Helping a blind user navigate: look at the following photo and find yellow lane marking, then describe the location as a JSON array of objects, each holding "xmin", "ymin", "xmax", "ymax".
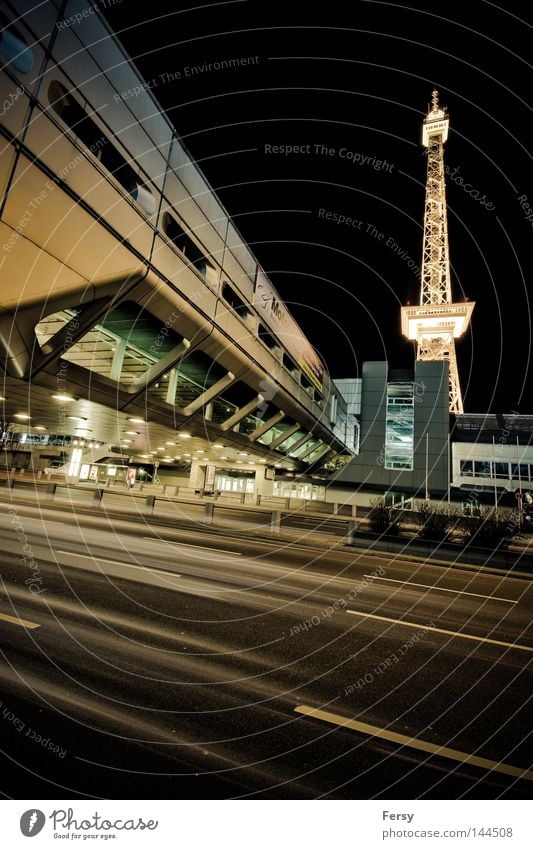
[
  {"xmin": 346, "ymin": 609, "xmax": 533, "ymax": 653},
  {"xmin": 294, "ymin": 706, "xmax": 533, "ymax": 782},
  {"xmin": 362, "ymin": 574, "xmax": 517, "ymax": 604},
  {"xmin": 56, "ymin": 551, "xmax": 181, "ymax": 579},
  {"xmin": 0, "ymin": 612, "xmax": 40, "ymax": 630}
]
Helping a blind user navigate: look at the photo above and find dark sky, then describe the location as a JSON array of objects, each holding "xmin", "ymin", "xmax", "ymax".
[{"xmin": 102, "ymin": 0, "xmax": 533, "ymax": 414}]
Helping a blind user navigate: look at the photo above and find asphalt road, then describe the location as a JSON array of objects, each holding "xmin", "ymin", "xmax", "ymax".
[{"xmin": 0, "ymin": 498, "xmax": 532, "ymax": 799}]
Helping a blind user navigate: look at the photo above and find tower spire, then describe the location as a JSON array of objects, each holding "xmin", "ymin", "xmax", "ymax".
[{"xmin": 401, "ymin": 92, "xmax": 475, "ymax": 414}]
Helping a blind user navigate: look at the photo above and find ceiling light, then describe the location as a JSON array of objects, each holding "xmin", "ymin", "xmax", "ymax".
[
  {"xmin": 52, "ymin": 393, "xmax": 74, "ymax": 402},
  {"xmin": 220, "ymin": 455, "xmax": 228, "ymax": 460},
  {"xmin": 14, "ymin": 413, "xmax": 31, "ymax": 420},
  {"xmin": 178, "ymin": 432, "xmax": 191, "ymax": 439},
  {"xmin": 213, "ymin": 443, "xmax": 223, "ymax": 449},
  {"xmin": 67, "ymin": 415, "xmax": 86, "ymax": 422},
  {"xmin": 238, "ymin": 452, "xmax": 248, "ymax": 456},
  {"xmin": 183, "ymin": 452, "xmax": 191, "ymax": 457},
  {"xmin": 165, "ymin": 441, "xmax": 175, "ymax": 446},
  {"xmin": 125, "ymin": 431, "xmax": 138, "ymax": 436},
  {"xmin": 0, "ymin": 395, "xmax": 5, "ymax": 401},
  {"xmin": 196, "ymin": 449, "xmax": 204, "ymax": 453},
  {"xmin": 128, "ymin": 417, "xmax": 144, "ymax": 424},
  {"xmin": 122, "ymin": 439, "xmax": 132, "ymax": 443},
  {"xmin": 34, "ymin": 425, "xmax": 47, "ymax": 431}
]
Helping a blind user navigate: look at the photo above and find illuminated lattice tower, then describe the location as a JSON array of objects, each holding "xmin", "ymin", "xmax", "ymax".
[{"xmin": 401, "ymin": 90, "xmax": 474, "ymax": 414}]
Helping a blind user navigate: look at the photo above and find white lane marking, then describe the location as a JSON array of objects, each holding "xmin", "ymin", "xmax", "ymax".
[
  {"xmin": 56, "ymin": 551, "xmax": 181, "ymax": 579},
  {"xmin": 143, "ymin": 537, "xmax": 242, "ymax": 556},
  {"xmin": 346, "ymin": 609, "xmax": 533, "ymax": 653},
  {"xmin": 294, "ymin": 706, "xmax": 533, "ymax": 782},
  {"xmin": 0, "ymin": 612, "xmax": 40, "ymax": 630},
  {"xmin": 363, "ymin": 574, "xmax": 517, "ymax": 604}
]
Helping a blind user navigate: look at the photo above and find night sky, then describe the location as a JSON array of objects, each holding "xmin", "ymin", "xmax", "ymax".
[{"xmin": 102, "ymin": 0, "xmax": 533, "ymax": 415}]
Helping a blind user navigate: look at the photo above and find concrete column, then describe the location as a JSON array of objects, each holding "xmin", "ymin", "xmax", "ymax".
[
  {"xmin": 221, "ymin": 394, "xmax": 264, "ymax": 432},
  {"xmin": 248, "ymin": 410, "xmax": 285, "ymax": 442},
  {"xmin": 182, "ymin": 371, "xmax": 235, "ymax": 416},
  {"xmin": 109, "ymin": 337, "xmax": 127, "ymax": 382},
  {"xmin": 188, "ymin": 459, "xmax": 204, "ymax": 492},
  {"xmin": 269, "ymin": 422, "xmax": 301, "ymax": 451},
  {"xmin": 166, "ymin": 369, "xmax": 178, "ymax": 404},
  {"xmin": 254, "ymin": 465, "xmax": 274, "ymax": 499}
]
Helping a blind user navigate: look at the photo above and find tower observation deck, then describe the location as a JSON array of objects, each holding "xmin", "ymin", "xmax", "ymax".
[{"xmin": 401, "ymin": 90, "xmax": 474, "ymax": 414}]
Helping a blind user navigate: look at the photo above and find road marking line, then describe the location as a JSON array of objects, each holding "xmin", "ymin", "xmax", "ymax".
[
  {"xmin": 0, "ymin": 612, "xmax": 40, "ymax": 630},
  {"xmin": 56, "ymin": 551, "xmax": 181, "ymax": 580},
  {"xmin": 294, "ymin": 706, "xmax": 533, "ymax": 782},
  {"xmin": 346, "ymin": 609, "xmax": 533, "ymax": 653},
  {"xmin": 362, "ymin": 574, "xmax": 517, "ymax": 604},
  {"xmin": 143, "ymin": 537, "xmax": 241, "ymax": 556}
]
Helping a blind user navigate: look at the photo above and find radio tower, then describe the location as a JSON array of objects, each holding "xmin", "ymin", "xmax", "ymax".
[{"xmin": 401, "ymin": 90, "xmax": 474, "ymax": 414}]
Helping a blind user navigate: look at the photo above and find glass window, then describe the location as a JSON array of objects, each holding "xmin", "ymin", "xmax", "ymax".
[
  {"xmin": 172, "ymin": 350, "xmax": 226, "ymax": 408},
  {"xmin": 239, "ymin": 402, "xmax": 278, "ymax": 436},
  {"xmin": 48, "ymin": 81, "xmax": 155, "ymax": 215},
  {"xmin": 162, "ymin": 212, "xmax": 214, "ymax": 279},
  {"xmin": 61, "ymin": 302, "xmax": 183, "ymax": 384},
  {"xmin": 276, "ymin": 429, "xmax": 306, "ymax": 455},
  {"xmin": 282, "ymin": 352, "xmax": 298, "ymax": 375},
  {"xmin": 511, "ymin": 463, "xmax": 530, "ymax": 481},
  {"xmin": 293, "ymin": 437, "xmax": 319, "ymax": 459},
  {"xmin": 35, "ymin": 308, "xmax": 81, "ymax": 349},
  {"xmin": 257, "ymin": 421, "xmax": 289, "ymax": 446},
  {"xmin": 258, "ymin": 324, "xmax": 279, "ymax": 352},
  {"xmin": 459, "ymin": 460, "xmax": 473, "ymax": 476},
  {"xmin": 494, "ymin": 462, "xmax": 510, "ymax": 479},
  {"xmin": 384, "ymin": 382, "xmax": 414, "ymax": 470},
  {"xmin": 474, "ymin": 460, "xmax": 492, "ymax": 478},
  {"xmin": 0, "ymin": 14, "xmax": 34, "ymax": 74},
  {"xmin": 221, "ymin": 282, "xmax": 250, "ymax": 320}
]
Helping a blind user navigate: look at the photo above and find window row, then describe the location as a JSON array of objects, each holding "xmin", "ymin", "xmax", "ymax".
[
  {"xmin": 45, "ymin": 80, "xmax": 325, "ymax": 407},
  {"xmin": 459, "ymin": 459, "xmax": 533, "ymax": 481}
]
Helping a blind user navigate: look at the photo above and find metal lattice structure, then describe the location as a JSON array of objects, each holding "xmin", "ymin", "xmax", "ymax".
[{"xmin": 401, "ymin": 90, "xmax": 474, "ymax": 414}]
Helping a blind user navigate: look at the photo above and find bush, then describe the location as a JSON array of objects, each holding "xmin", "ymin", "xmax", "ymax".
[
  {"xmin": 416, "ymin": 503, "xmax": 451, "ymax": 541},
  {"xmin": 459, "ymin": 508, "xmax": 518, "ymax": 550},
  {"xmin": 368, "ymin": 497, "xmax": 401, "ymax": 536}
]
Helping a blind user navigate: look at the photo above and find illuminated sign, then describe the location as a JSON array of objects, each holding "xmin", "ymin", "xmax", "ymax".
[{"xmin": 254, "ymin": 267, "xmax": 324, "ymax": 390}]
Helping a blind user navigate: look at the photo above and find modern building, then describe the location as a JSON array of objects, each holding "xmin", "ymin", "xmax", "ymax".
[
  {"xmin": 328, "ymin": 93, "xmax": 532, "ymax": 508},
  {"xmin": 0, "ymin": 0, "xmax": 358, "ymax": 499},
  {"xmin": 330, "ymin": 361, "xmax": 449, "ymax": 502},
  {"xmin": 1, "ymin": 5, "xmax": 530, "ymax": 508}
]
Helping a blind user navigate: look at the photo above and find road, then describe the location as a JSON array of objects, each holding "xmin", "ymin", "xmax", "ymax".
[{"xmin": 0, "ymin": 497, "xmax": 532, "ymax": 799}]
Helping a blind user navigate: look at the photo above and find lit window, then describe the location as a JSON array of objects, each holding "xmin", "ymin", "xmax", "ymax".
[{"xmin": 384, "ymin": 382, "xmax": 414, "ymax": 471}]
